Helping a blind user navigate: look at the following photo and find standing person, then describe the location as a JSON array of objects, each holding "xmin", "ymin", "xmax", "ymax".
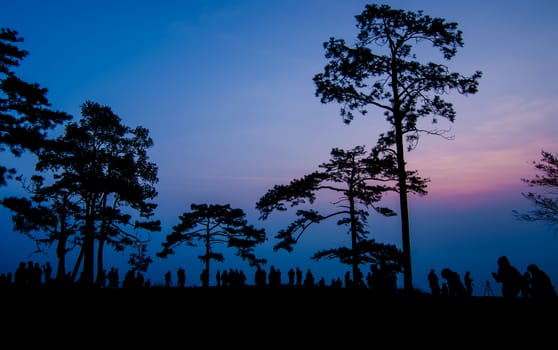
[
  {"xmin": 287, "ymin": 268, "xmax": 295, "ymax": 286},
  {"xmin": 464, "ymin": 270, "xmax": 474, "ymax": 296},
  {"xmin": 428, "ymin": 269, "xmax": 441, "ymax": 296},
  {"xmin": 295, "ymin": 267, "xmax": 303, "ymax": 287},
  {"xmin": 200, "ymin": 269, "xmax": 209, "ymax": 287},
  {"xmin": 97, "ymin": 268, "xmax": 107, "ymax": 288},
  {"xmin": 492, "ymin": 255, "xmax": 522, "ymax": 298},
  {"xmin": 107, "ymin": 267, "xmax": 119, "ymax": 288},
  {"xmin": 344, "ymin": 271, "xmax": 352, "ymax": 288},
  {"xmin": 177, "ymin": 267, "xmax": 186, "ymax": 288},
  {"xmin": 42, "ymin": 262, "xmax": 53, "ymax": 285},
  {"xmin": 14, "ymin": 261, "xmax": 27, "ymax": 287},
  {"xmin": 304, "ymin": 269, "xmax": 315, "ymax": 287},
  {"xmin": 216, "ymin": 270, "xmax": 221, "ymax": 287},
  {"xmin": 164, "ymin": 270, "xmax": 172, "ymax": 288}
]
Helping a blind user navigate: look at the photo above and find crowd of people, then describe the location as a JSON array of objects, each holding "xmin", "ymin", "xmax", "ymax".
[
  {"xmin": 427, "ymin": 255, "xmax": 557, "ymax": 300},
  {"xmin": 1, "ymin": 255, "xmax": 556, "ymax": 301},
  {"xmin": 0, "ymin": 261, "xmax": 397, "ymax": 291}
]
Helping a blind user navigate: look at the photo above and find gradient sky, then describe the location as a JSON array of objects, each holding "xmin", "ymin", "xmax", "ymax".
[{"xmin": 1, "ymin": 0, "xmax": 557, "ymax": 294}]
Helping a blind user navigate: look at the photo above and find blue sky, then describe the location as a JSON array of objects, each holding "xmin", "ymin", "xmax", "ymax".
[{"xmin": 1, "ymin": 0, "xmax": 557, "ymax": 294}]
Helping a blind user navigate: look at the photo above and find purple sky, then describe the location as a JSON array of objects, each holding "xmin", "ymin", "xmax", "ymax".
[{"xmin": 1, "ymin": 0, "xmax": 557, "ymax": 294}]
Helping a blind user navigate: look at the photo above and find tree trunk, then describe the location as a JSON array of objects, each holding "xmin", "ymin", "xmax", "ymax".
[{"xmin": 394, "ymin": 112, "xmax": 413, "ymax": 292}]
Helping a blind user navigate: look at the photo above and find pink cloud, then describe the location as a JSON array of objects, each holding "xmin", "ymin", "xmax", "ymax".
[{"xmin": 406, "ymin": 96, "xmax": 558, "ymax": 202}]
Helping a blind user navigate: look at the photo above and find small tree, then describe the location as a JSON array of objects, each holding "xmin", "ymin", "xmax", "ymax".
[
  {"xmin": 313, "ymin": 4, "xmax": 481, "ymax": 291},
  {"xmin": 157, "ymin": 203, "xmax": 267, "ymax": 287},
  {"xmin": 256, "ymin": 146, "xmax": 428, "ymax": 284},
  {"xmin": 513, "ymin": 150, "xmax": 558, "ymax": 233}
]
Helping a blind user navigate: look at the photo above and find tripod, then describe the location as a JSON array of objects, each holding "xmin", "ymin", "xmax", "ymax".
[{"xmin": 484, "ymin": 280, "xmax": 494, "ymax": 296}]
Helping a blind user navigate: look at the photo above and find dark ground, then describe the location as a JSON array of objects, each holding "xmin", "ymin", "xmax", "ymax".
[{"xmin": 3, "ymin": 286, "xmax": 556, "ymax": 345}]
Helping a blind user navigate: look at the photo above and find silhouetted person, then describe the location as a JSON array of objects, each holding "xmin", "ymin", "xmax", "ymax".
[
  {"xmin": 527, "ymin": 264, "xmax": 557, "ymax": 300},
  {"xmin": 136, "ymin": 271, "xmax": 145, "ymax": 287},
  {"xmin": 368, "ymin": 263, "xmax": 397, "ymax": 293},
  {"xmin": 287, "ymin": 268, "xmax": 295, "ymax": 286},
  {"xmin": 164, "ymin": 270, "xmax": 172, "ymax": 288},
  {"xmin": 268, "ymin": 265, "xmax": 280, "ymax": 287},
  {"xmin": 370, "ymin": 264, "xmax": 382, "ymax": 291},
  {"xmin": 464, "ymin": 270, "xmax": 474, "ymax": 296},
  {"xmin": 254, "ymin": 266, "xmax": 266, "ymax": 287},
  {"xmin": 237, "ymin": 269, "xmax": 247, "ymax": 286},
  {"xmin": 332, "ymin": 277, "xmax": 343, "ymax": 288},
  {"xmin": 96, "ymin": 268, "xmax": 107, "ymax": 288},
  {"xmin": 274, "ymin": 267, "xmax": 282, "ymax": 286},
  {"xmin": 428, "ymin": 269, "xmax": 441, "ymax": 296},
  {"xmin": 122, "ymin": 269, "xmax": 138, "ymax": 288},
  {"xmin": 344, "ymin": 271, "xmax": 352, "ymax": 288},
  {"xmin": 216, "ymin": 270, "xmax": 221, "ymax": 287},
  {"xmin": 353, "ymin": 268, "xmax": 365, "ymax": 288},
  {"xmin": 441, "ymin": 267, "xmax": 467, "ymax": 297},
  {"xmin": 177, "ymin": 267, "xmax": 186, "ymax": 288},
  {"xmin": 295, "ymin": 267, "xmax": 303, "ymax": 287},
  {"xmin": 366, "ymin": 271, "xmax": 373, "ymax": 289},
  {"xmin": 304, "ymin": 269, "xmax": 315, "ymax": 287},
  {"xmin": 382, "ymin": 268, "xmax": 397, "ymax": 293},
  {"xmin": 200, "ymin": 269, "xmax": 209, "ymax": 287},
  {"xmin": 492, "ymin": 256, "xmax": 522, "ymax": 298},
  {"xmin": 107, "ymin": 267, "xmax": 119, "ymax": 288},
  {"xmin": 28, "ymin": 262, "xmax": 42, "ymax": 286},
  {"xmin": 226, "ymin": 268, "xmax": 246, "ymax": 287},
  {"xmin": 0, "ymin": 273, "xmax": 12, "ymax": 288},
  {"xmin": 43, "ymin": 262, "xmax": 52, "ymax": 285},
  {"xmin": 14, "ymin": 261, "xmax": 27, "ymax": 287}
]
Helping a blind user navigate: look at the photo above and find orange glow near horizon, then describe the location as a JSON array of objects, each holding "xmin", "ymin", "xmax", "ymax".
[{"xmin": 405, "ymin": 97, "xmax": 558, "ymax": 205}]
